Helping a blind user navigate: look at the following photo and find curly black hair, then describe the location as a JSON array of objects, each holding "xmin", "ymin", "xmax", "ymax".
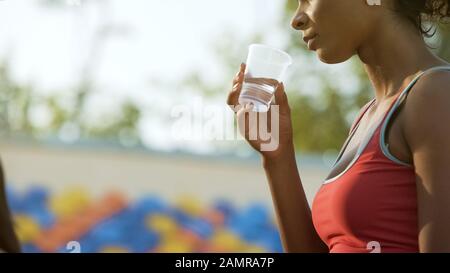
[{"xmin": 395, "ymin": 0, "xmax": 450, "ymax": 37}]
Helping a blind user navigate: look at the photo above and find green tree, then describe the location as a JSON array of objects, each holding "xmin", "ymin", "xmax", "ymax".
[{"xmin": 0, "ymin": 0, "xmax": 143, "ymax": 147}]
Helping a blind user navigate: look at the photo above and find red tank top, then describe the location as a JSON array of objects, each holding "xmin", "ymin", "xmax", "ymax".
[{"xmin": 312, "ymin": 66, "xmax": 450, "ymax": 253}]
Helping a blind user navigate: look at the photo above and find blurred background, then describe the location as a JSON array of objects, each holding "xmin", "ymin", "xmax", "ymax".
[{"xmin": 0, "ymin": 0, "xmax": 449, "ymax": 253}]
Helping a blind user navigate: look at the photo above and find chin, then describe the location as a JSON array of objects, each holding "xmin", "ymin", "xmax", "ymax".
[{"xmin": 316, "ymin": 48, "xmax": 352, "ymax": 64}]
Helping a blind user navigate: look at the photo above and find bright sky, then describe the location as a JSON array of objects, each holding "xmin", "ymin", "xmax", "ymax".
[{"xmin": 0, "ymin": 0, "xmax": 282, "ymax": 90}]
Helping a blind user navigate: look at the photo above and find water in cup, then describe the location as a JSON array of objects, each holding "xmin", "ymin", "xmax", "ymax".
[{"xmin": 239, "ymin": 77, "xmax": 279, "ymax": 112}]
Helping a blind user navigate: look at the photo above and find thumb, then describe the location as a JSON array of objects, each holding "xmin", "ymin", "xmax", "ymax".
[{"xmin": 273, "ymin": 82, "xmax": 290, "ymax": 113}]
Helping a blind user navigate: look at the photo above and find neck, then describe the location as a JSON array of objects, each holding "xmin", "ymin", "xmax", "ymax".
[{"xmin": 357, "ymin": 20, "xmax": 448, "ymax": 103}]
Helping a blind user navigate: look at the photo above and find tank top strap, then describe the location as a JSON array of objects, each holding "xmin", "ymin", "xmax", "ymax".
[
  {"xmin": 330, "ymin": 65, "xmax": 450, "ymax": 170},
  {"xmin": 385, "ymin": 66, "xmax": 450, "ymax": 119},
  {"xmin": 331, "ymin": 99, "xmax": 376, "ymax": 168},
  {"xmin": 379, "ymin": 65, "xmax": 450, "ymax": 166},
  {"xmin": 349, "ymin": 98, "xmax": 377, "ymax": 135}
]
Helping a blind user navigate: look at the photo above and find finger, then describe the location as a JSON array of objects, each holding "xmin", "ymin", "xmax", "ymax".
[
  {"xmin": 228, "ymin": 63, "xmax": 247, "ymax": 112},
  {"xmin": 273, "ymin": 82, "xmax": 290, "ymax": 114},
  {"xmin": 237, "ymin": 103, "xmax": 252, "ymax": 139},
  {"xmin": 232, "ymin": 63, "xmax": 246, "ymax": 86},
  {"xmin": 232, "ymin": 73, "xmax": 244, "ymax": 88},
  {"xmin": 240, "ymin": 62, "xmax": 246, "ymax": 73},
  {"xmin": 255, "ymin": 109, "xmax": 270, "ymax": 142},
  {"xmin": 227, "ymin": 82, "xmax": 244, "ymax": 112},
  {"xmin": 228, "ymin": 65, "xmax": 247, "ymax": 111}
]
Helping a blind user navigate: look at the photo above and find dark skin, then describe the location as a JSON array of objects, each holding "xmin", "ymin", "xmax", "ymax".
[
  {"xmin": 0, "ymin": 161, "xmax": 21, "ymax": 252},
  {"xmin": 228, "ymin": 0, "xmax": 450, "ymax": 252}
]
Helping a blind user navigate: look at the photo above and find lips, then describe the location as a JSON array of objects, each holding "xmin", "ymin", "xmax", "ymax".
[{"xmin": 303, "ymin": 34, "xmax": 318, "ymax": 44}]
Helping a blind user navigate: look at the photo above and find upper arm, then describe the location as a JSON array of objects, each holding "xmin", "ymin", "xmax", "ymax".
[{"xmin": 403, "ymin": 70, "xmax": 450, "ymax": 252}]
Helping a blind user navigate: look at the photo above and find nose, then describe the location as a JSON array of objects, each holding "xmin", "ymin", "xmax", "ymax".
[{"xmin": 291, "ymin": 13, "xmax": 308, "ymax": 30}]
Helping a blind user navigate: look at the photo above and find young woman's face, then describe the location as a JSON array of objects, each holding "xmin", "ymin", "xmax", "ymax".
[{"xmin": 291, "ymin": 0, "xmax": 383, "ymax": 64}]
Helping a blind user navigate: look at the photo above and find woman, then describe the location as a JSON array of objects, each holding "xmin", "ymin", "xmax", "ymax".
[
  {"xmin": 0, "ymin": 162, "xmax": 20, "ymax": 252},
  {"xmin": 227, "ymin": 0, "xmax": 450, "ymax": 253}
]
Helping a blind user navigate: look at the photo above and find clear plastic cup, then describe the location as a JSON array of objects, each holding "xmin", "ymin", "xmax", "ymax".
[{"xmin": 238, "ymin": 44, "xmax": 292, "ymax": 112}]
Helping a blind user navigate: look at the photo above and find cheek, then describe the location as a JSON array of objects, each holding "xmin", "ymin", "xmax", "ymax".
[
  {"xmin": 310, "ymin": 1, "xmax": 367, "ymax": 64},
  {"xmin": 315, "ymin": 21, "xmax": 364, "ymax": 63},
  {"xmin": 316, "ymin": 36, "xmax": 357, "ymax": 64}
]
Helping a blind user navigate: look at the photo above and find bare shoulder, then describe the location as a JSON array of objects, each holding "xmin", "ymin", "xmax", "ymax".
[
  {"xmin": 402, "ymin": 68, "xmax": 450, "ymax": 146},
  {"xmin": 409, "ymin": 69, "xmax": 450, "ymax": 99}
]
